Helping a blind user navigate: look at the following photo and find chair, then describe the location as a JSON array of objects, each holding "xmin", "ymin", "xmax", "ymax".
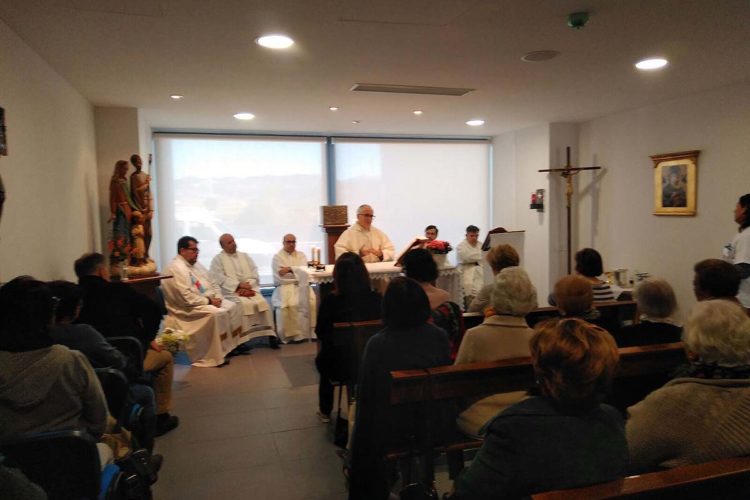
[
  {"xmin": 95, "ymin": 368, "xmax": 147, "ymax": 448},
  {"xmin": 0, "ymin": 430, "xmax": 108, "ymax": 500},
  {"xmin": 332, "ymin": 320, "xmax": 383, "ymax": 401},
  {"xmin": 107, "ymin": 335, "xmax": 146, "ymax": 382}
]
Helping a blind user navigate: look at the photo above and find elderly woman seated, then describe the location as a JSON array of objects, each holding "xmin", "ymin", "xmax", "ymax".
[
  {"xmin": 627, "ymin": 299, "xmax": 750, "ymax": 473},
  {"xmin": 450, "ymin": 318, "xmax": 628, "ymax": 499},
  {"xmin": 553, "ymin": 274, "xmax": 620, "ymax": 334},
  {"xmin": 454, "ymin": 267, "xmax": 538, "ymax": 437},
  {"xmin": 468, "ymin": 244, "xmax": 520, "ymax": 313},
  {"xmin": 614, "ymin": 278, "xmax": 682, "ymax": 347}
]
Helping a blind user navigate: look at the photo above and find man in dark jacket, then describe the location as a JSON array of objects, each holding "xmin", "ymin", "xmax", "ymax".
[{"xmin": 75, "ymin": 252, "xmax": 178, "ymax": 436}]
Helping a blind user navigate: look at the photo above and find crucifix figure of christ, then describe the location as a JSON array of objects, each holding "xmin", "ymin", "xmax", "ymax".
[{"xmin": 538, "ymin": 146, "xmax": 602, "ymax": 274}]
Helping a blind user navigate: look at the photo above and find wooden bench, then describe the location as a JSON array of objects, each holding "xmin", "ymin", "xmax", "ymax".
[
  {"xmin": 388, "ymin": 342, "xmax": 687, "ymax": 477},
  {"xmin": 332, "ymin": 319, "xmax": 383, "ymax": 401},
  {"xmin": 463, "ymin": 300, "xmax": 639, "ymax": 335},
  {"xmin": 531, "ymin": 455, "xmax": 750, "ymax": 499}
]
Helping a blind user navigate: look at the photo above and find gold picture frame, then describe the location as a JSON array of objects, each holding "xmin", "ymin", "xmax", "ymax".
[{"xmin": 651, "ymin": 150, "xmax": 699, "ymax": 216}]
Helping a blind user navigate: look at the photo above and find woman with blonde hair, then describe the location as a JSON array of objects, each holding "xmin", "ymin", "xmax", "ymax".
[
  {"xmin": 454, "ymin": 267, "xmax": 538, "ymax": 437},
  {"xmin": 627, "ymin": 299, "xmax": 750, "ymax": 472},
  {"xmin": 451, "ymin": 318, "xmax": 627, "ymax": 499},
  {"xmin": 468, "ymin": 244, "xmax": 520, "ymax": 313}
]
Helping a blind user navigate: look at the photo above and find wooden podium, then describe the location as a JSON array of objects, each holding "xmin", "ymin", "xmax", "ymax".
[{"xmin": 320, "ymin": 224, "xmax": 349, "ymax": 264}]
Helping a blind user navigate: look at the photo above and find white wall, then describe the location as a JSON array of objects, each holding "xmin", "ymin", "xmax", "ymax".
[
  {"xmin": 492, "ymin": 124, "xmax": 552, "ymax": 302},
  {"xmin": 0, "ymin": 18, "xmax": 99, "ymax": 281},
  {"xmin": 578, "ymin": 81, "xmax": 750, "ymax": 318}
]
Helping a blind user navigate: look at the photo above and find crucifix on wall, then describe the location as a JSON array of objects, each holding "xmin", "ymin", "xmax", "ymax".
[{"xmin": 538, "ymin": 146, "xmax": 602, "ymax": 273}]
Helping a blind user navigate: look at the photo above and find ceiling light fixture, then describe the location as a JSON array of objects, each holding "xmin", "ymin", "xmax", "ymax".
[
  {"xmin": 466, "ymin": 119, "xmax": 485, "ymax": 126},
  {"xmin": 329, "ymin": 106, "xmax": 339, "ymax": 111},
  {"xmin": 256, "ymin": 34, "xmax": 294, "ymax": 49},
  {"xmin": 635, "ymin": 58, "xmax": 668, "ymax": 70},
  {"xmin": 521, "ymin": 50, "xmax": 560, "ymax": 63},
  {"xmin": 413, "ymin": 110, "xmax": 423, "ymax": 115},
  {"xmin": 352, "ymin": 120, "xmax": 360, "ymax": 124},
  {"xmin": 170, "ymin": 94, "xmax": 184, "ymax": 100},
  {"xmin": 233, "ymin": 112, "xmax": 255, "ymax": 120}
]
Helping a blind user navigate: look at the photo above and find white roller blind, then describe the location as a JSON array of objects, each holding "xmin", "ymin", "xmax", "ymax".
[
  {"xmin": 334, "ymin": 139, "xmax": 490, "ymax": 262},
  {"xmin": 154, "ymin": 134, "xmax": 326, "ymax": 282}
]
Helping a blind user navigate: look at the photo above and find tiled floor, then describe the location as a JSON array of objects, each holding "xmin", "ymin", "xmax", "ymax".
[{"xmin": 152, "ymin": 341, "xmax": 349, "ymax": 500}]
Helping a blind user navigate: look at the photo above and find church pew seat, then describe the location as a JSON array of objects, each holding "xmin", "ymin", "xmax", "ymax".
[
  {"xmin": 531, "ymin": 455, "xmax": 750, "ymax": 499},
  {"xmin": 386, "ymin": 342, "xmax": 687, "ymax": 478}
]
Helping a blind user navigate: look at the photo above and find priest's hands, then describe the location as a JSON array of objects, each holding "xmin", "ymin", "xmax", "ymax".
[
  {"xmin": 238, "ymin": 288, "xmax": 256, "ymax": 297},
  {"xmin": 279, "ymin": 266, "xmax": 292, "ymax": 276},
  {"xmin": 209, "ymin": 296, "xmax": 222, "ymax": 307},
  {"xmin": 360, "ymin": 247, "xmax": 384, "ymax": 260}
]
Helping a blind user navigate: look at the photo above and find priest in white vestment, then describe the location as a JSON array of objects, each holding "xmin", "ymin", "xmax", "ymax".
[
  {"xmin": 161, "ymin": 236, "xmax": 248, "ymax": 367},
  {"xmin": 271, "ymin": 234, "xmax": 317, "ymax": 343},
  {"xmin": 457, "ymin": 225, "xmax": 485, "ymax": 309},
  {"xmin": 334, "ymin": 204, "xmax": 395, "ymax": 263},
  {"xmin": 209, "ymin": 233, "xmax": 280, "ymax": 348}
]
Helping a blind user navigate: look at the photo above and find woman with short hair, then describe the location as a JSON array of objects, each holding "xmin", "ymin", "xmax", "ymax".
[
  {"xmin": 403, "ymin": 248, "xmax": 450, "ymax": 310},
  {"xmin": 454, "ymin": 267, "xmax": 538, "ymax": 437},
  {"xmin": 614, "ymin": 278, "xmax": 682, "ymax": 347},
  {"xmin": 575, "ymin": 248, "xmax": 617, "ymax": 302},
  {"xmin": 627, "ymin": 299, "xmax": 750, "ymax": 472},
  {"xmin": 468, "ymin": 244, "xmax": 520, "ymax": 313},
  {"xmin": 451, "ymin": 317, "xmax": 627, "ymax": 499},
  {"xmin": 348, "ymin": 277, "xmax": 450, "ymax": 500}
]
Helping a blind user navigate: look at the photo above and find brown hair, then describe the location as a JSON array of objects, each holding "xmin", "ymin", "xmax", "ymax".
[
  {"xmin": 530, "ymin": 317, "xmax": 619, "ymax": 412},
  {"xmin": 554, "ymin": 275, "xmax": 593, "ymax": 316},
  {"xmin": 487, "ymin": 244, "xmax": 520, "ymax": 274}
]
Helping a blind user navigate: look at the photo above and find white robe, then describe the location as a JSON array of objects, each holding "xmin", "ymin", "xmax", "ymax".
[
  {"xmin": 334, "ymin": 222, "xmax": 395, "ymax": 263},
  {"xmin": 457, "ymin": 239, "xmax": 485, "ymax": 299},
  {"xmin": 271, "ymin": 249, "xmax": 317, "ymax": 342},
  {"xmin": 209, "ymin": 251, "xmax": 276, "ymax": 341},
  {"xmin": 161, "ymin": 255, "xmax": 248, "ymax": 367}
]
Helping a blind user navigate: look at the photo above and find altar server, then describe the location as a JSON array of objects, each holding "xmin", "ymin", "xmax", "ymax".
[{"xmin": 457, "ymin": 225, "xmax": 484, "ymax": 309}]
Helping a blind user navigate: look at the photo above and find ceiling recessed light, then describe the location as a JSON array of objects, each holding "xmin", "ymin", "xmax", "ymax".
[
  {"xmin": 233, "ymin": 112, "xmax": 255, "ymax": 120},
  {"xmin": 352, "ymin": 120, "xmax": 360, "ymax": 124},
  {"xmin": 635, "ymin": 58, "xmax": 668, "ymax": 70},
  {"xmin": 256, "ymin": 34, "xmax": 294, "ymax": 49},
  {"xmin": 413, "ymin": 110, "xmax": 423, "ymax": 115},
  {"xmin": 521, "ymin": 50, "xmax": 560, "ymax": 63},
  {"xmin": 170, "ymin": 94, "xmax": 184, "ymax": 100},
  {"xmin": 466, "ymin": 119, "xmax": 485, "ymax": 126},
  {"xmin": 329, "ymin": 106, "xmax": 339, "ymax": 111}
]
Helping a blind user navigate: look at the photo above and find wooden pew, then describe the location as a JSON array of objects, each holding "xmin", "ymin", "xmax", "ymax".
[
  {"xmin": 531, "ymin": 455, "xmax": 750, "ymax": 499},
  {"xmin": 332, "ymin": 319, "xmax": 383, "ymax": 400},
  {"xmin": 388, "ymin": 342, "xmax": 687, "ymax": 477},
  {"xmin": 463, "ymin": 300, "xmax": 639, "ymax": 336}
]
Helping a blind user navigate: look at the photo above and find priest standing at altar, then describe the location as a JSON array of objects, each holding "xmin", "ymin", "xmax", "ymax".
[
  {"xmin": 210, "ymin": 233, "xmax": 280, "ymax": 348},
  {"xmin": 334, "ymin": 204, "xmax": 395, "ymax": 263}
]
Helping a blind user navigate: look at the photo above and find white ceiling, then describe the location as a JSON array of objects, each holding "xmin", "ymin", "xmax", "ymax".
[{"xmin": 2, "ymin": 0, "xmax": 749, "ymax": 136}]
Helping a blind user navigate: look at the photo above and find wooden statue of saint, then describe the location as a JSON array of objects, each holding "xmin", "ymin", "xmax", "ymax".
[{"xmin": 129, "ymin": 154, "xmax": 154, "ymax": 258}]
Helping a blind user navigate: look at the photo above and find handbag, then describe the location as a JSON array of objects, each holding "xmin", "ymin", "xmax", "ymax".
[{"xmin": 334, "ymin": 383, "xmax": 349, "ymax": 449}]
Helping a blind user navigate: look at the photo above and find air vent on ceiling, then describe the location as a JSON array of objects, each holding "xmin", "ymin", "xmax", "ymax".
[
  {"xmin": 350, "ymin": 83, "xmax": 474, "ymax": 96},
  {"xmin": 521, "ymin": 50, "xmax": 560, "ymax": 62}
]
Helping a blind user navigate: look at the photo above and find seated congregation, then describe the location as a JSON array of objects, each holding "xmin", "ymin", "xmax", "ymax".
[{"xmin": 3, "ymin": 202, "xmax": 750, "ymax": 499}]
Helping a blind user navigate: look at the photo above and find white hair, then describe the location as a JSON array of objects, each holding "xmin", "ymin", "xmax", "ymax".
[
  {"xmin": 490, "ymin": 267, "xmax": 538, "ymax": 316},
  {"xmin": 356, "ymin": 204, "xmax": 372, "ymax": 215},
  {"xmin": 684, "ymin": 299, "xmax": 750, "ymax": 365}
]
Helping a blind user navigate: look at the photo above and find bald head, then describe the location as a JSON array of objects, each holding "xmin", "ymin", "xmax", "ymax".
[
  {"xmin": 282, "ymin": 234, "xmax": 297, "ymax": 254},
  {"xmin": 219, "ymin": 233, "xmax": 237, "ymax": 254}
]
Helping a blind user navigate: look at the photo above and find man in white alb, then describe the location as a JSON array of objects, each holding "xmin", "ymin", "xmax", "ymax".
[
  {"xmin": 271, "ymin": 234, "xmax": 317, "ymax": 343},
  {"xmin": 457, "ymin": 225, "xmax": 485, "ymax": 310},
  {"xmin": 210, "ymin": 233, "xmax": 280, "ymax": 349},
  {"xmin": 161, "ymin": 236, "xmax": 249, "ymax": 367},
  {"xmin": 334, "ymin": 204, "xmax": 395, "ymax": 263}
]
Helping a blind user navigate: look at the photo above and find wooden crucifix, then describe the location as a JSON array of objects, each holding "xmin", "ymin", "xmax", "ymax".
[{"xmin": 538, "ymin": 146, "xmax": 602, "ymax": 273}]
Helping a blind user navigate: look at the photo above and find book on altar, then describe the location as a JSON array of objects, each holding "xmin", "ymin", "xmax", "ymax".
[{"xmin": 395, "ymin": 237, "xmax": 429, "ymax": 267}]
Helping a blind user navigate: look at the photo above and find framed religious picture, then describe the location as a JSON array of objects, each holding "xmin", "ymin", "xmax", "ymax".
[{"xmin": 651, "ymin": 150, "xmax": 700, "ymax": 216}]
